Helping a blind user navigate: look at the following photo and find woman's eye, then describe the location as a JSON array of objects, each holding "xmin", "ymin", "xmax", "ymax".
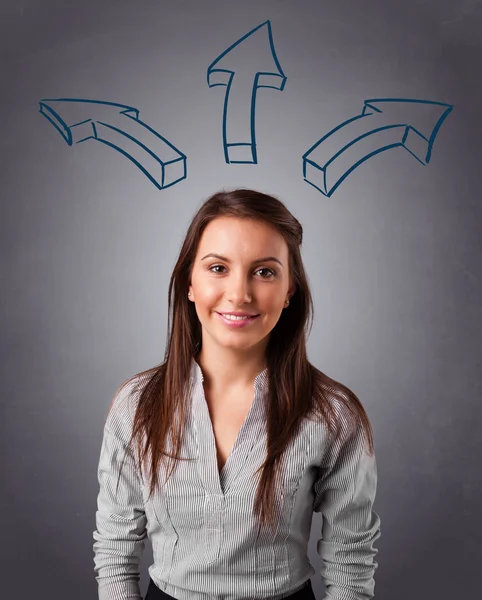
[
  {"xmin": 208, "ymin": 265, "xmax": 275, "ymax": 278},
  {"xmin": 256, "ymin": 268, "xmax": 275, "ymax": 278}
]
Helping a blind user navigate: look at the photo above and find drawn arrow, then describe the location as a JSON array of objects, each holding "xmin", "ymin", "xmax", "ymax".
[
  {"xmin": 39, "ymin": 98, "xmax": 187, "ymax": 190},
  {"xmin": 207, "ymin": 20, "xmax": 286, "ymax": 164},
  {"xmin": 303, "ymin": 98, "xmax": 453, "ymax": 197}
]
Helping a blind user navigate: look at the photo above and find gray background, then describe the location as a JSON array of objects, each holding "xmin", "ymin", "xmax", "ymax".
[{"xmin": 1, "ymin": 0, "xmax": 481, "ymax": 598}]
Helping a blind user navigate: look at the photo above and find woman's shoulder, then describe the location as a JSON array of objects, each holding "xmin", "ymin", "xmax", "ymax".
[
  {"xmin": 105, "ymin": 376, "xmax": 137, "ymax": 430},
  {"xmin": 104, "ymin": 372, "xmax": 150, "ymax": 437},
  {"xmin": 308, "ymin": 365, "xmax": 366, "ymax": 449},
  {"xmin": 310, "ymin": 365, "xmax": 358, "ymax": 418}
]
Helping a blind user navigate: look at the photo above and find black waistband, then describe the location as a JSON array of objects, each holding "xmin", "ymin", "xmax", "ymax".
[{"xmin": 145, "ymin": 577, "xmax": 314, "ymax": 600}]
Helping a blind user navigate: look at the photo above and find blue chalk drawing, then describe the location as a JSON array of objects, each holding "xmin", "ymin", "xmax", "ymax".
[
  {"xmin": 303, "ymin": 98, "xmax": 453, "ymax": 197},
  {"xmin": 207, "ymin": 20, "xmax": 286, "ymax": 164},
  {"xmin": 39, "ymin": 98, "xmax": 187, "ymax": 189}
]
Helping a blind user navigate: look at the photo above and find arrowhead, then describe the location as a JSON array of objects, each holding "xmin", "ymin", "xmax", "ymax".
[
  {"xmin": 40, "ymin": 99, "xmax": 137, "ymax": 126},
  {"xmin": 39, "ymin": 99, "xmax": 138, "ymax": 144},
  {"xmin": 363, "ymin": 98, "xmax": 453, "ymax": 142},
  {"xmin": 207, "ymin": 20, "xmax": 286, "ymax": 89}
]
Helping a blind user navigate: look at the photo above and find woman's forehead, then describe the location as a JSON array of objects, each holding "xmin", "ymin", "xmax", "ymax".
[{"xmin": 199, "ymin": 217, "xmax": 284, "ymax": 244}]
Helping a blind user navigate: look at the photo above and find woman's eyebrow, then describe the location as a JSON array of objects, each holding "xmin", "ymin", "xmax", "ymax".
[{"xmin": 200, "ymin": 253, "xmax": 283, "ymax": 267}]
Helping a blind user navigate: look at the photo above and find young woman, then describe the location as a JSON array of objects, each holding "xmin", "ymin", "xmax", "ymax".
[{"xmin": 93, "ymin": 189, "xmax": 381, "ymax": 600}]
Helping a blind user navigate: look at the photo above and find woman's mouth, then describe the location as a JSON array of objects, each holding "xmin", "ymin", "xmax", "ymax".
[{"xmin": 216, "ymin": 312, "xmax": 260, "ymax": 328}]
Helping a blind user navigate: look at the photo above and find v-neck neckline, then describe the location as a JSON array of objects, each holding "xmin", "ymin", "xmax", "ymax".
[
  {"xmin": 191, "ymin": 358, "xmax": 268, "ymax": 496},
  {"xmin": 211, "ymin": 387, "xmax": 257, "ymax": 477}
]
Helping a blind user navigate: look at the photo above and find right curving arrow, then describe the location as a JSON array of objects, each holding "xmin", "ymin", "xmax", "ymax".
[{"xmin": 303, "ymin": 98, "xmax": 453, "ymax": 197}]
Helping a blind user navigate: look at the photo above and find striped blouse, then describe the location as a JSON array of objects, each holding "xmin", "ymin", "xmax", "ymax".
[{"xmin": 93, "ymin": 357, "xmax": 381, "ymax": 600}]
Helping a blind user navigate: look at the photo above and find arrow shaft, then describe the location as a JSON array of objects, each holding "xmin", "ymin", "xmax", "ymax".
[
  {"xmin": 99, "ymin": 113, "xmax": 183, "ymax": 164},
  {"xmin": 306, "ymin": 114, "xmax": 391, "ymax": 165},
  {"xmin": 330, "ymin": 127, "xmax": 407, "ymax": 195},
  {"xmin": 95, "ymin": 114, "xmax": 185, "ymax": 188},
  {"xmin": 223, "ymin": 72, "xmax": 258, "ymax": 163}
]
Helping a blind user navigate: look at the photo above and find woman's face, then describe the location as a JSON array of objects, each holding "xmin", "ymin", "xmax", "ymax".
[{"xmin": 188, "ymin": 216, "xmax": 294, "ymax": 356}]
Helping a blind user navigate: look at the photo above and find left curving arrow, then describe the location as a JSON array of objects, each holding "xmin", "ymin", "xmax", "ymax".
[{"xmin": 39, "ymin": 98, "xmax": 187, "ymax": 190}]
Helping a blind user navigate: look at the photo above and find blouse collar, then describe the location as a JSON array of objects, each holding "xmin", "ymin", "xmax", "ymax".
[{"xmin": 190, "ymin": 356, "xmax": 268, "ymax": 392}]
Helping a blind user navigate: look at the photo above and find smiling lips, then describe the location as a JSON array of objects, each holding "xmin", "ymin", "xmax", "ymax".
[
  {"xmin": 216, "ymin": 312, "xmax": 260, "ymax": 327},
  {"xmin": 217, "ymin": 311, "xmax": 259, "ymax": 317}
]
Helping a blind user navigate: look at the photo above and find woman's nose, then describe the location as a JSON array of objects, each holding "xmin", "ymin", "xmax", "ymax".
[{"xmin": 225, "ymin": 275, "xmax": 252, "ymax": 304}]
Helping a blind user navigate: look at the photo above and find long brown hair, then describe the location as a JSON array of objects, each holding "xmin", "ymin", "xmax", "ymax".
[{"xmin": 114, "ymin": 188, "xmax": 375, "ymax": 529}]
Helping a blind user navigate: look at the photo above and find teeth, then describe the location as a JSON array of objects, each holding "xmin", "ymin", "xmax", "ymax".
[{"xmin": 222, "ymin": 314, "xmax": 251, "ymax": 321}]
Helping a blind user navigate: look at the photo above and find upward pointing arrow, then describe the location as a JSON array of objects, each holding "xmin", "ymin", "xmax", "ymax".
[
  {"xmin": 303, "ymin": 98, "xmax": 453, "ymax": 197},
  {"xmin": 39, "ymin": 98, "xmax": 187, "ymax": 190},
  {"xmin": 207, "ymin": 20, "xmax": 286, "ymax": 164}
]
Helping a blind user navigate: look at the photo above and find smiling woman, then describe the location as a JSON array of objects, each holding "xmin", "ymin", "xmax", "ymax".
[{"xmin": 93, "ymin": 188, "xmax": 381, "ymax": 600}]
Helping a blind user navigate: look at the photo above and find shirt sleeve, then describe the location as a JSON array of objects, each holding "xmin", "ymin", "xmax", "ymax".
[
  {"xmin": 313, "ymin": 417, "xmax": 381, "ymax": 600},
  {"xmin": 93, "ymin": 379, "xmax": 148, "ymax": 600}
]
